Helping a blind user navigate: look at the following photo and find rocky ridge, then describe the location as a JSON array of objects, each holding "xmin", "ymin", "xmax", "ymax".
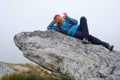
[{"xmin": 0, "ymin": 61, "xmax": 55, "ymax": 80}]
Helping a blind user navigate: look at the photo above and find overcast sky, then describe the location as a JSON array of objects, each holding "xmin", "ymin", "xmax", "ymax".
[{"xmin": 0, "ymin": 0, "xmax": 120, "ymax": 63}]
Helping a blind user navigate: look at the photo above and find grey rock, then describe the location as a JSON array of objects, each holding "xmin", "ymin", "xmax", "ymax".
[
  {"xmin": 14, "ymin": 30, "xmax": 120, "ymax": 80},
  {"xmin": 0, "ymin": 61, "xmax": 14, "ymax": 76}
]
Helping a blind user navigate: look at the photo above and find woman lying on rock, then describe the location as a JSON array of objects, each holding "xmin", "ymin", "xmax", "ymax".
[{"xmin": 47, "ymin": 13, "xmax": 114, "ymax": 51}]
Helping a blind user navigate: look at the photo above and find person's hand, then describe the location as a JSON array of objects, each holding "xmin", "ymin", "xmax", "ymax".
[{"xmin": 63, "ymin": 12, "xmax": 67, "ymax": 17}]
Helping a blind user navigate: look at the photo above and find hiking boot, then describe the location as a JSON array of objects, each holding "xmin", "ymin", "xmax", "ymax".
[
  {"xmin": 82, "ymin": 38, "xmax": 88, "ymax": 44},
  {"xmin": 108, "ymin": 45, "xmax": 114, "ymax": 51}
]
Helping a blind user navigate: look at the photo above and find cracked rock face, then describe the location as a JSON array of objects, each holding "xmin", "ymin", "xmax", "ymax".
[{"xmin": 14, "ymin": 30, "xmax": 120, "ymax": 80}]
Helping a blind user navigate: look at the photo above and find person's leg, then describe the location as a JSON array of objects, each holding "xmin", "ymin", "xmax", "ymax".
[
  {"xmin": 77, "ymin": 16, "xmax": 89, "ymax": 39},
  {"xmin": 88, "ymin": 35, "xmax": 114, "ymax": 50},
  {"xmin": 74, "ymin": 31, "xmax": 83, "ymax": 40},
  {"xmin": 88, "ymin": 35, "xmax": 109, "ymax": 48},
  {"xmin": 74, "ymin": 31, "xmax": 89, "ymax": 44}
]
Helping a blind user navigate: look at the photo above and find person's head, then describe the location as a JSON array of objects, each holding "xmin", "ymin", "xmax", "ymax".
[{"xmin": 54, "ymin": 14, "xmax": 65, "ymax": 25}]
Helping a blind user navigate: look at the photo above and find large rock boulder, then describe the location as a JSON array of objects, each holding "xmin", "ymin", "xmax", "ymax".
[{"xmin": 14, "ymin": 30, "xmax": 120, "ymax": 80}]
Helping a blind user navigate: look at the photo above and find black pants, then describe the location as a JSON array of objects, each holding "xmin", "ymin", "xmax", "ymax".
[{"xmin": 74, "ymin": 16, "xmax": 109, "ymax": 48}]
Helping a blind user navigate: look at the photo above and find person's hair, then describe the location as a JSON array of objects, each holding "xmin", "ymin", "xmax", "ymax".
[{"xmin": 54, "ymin": 14, "xmax": 61, "ymax": 20}]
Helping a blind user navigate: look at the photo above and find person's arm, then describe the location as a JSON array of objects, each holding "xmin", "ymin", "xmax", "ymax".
[
  {"xmin": 63, "ymin": 13, "xmax": 78, "ymax": 25},
  {"xmin": 64, "ymin": 16, "xmax": 78, "ymax": 25},
  {"xmin": 47, "ymin": 20, "xmax": 60, "ymax": 31},
  {"xmin": 47, "ymin": 20, "xmax": 56, "ymax": 29}
]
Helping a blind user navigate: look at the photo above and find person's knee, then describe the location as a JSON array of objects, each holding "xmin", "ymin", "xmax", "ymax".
[{"xmin": 80, "ymin": 16, "xmax": 87, "ymax": 22}]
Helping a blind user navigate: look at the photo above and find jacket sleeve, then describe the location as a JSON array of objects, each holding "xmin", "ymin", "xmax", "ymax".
[
  {"xmin": 47, "ymin": 20, "xmax": 56, "ymax": 29},
  {"xmin": 64, "ymin": 16, "xmax": 78, "ymax": 25},
  {"xmin": 47, "ymin": 20, "xmax": 60, "ymax": 31}
]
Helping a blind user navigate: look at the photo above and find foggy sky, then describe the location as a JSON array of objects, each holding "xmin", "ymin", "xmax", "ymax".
[{"xmin": 0, "ymin": 0, "xmax": 120, "ymax": 63}]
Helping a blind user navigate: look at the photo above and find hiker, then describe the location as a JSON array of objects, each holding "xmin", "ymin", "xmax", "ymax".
[{"xmin": 47, "ymin": 13, "xmax": 114, "ymax": 51}]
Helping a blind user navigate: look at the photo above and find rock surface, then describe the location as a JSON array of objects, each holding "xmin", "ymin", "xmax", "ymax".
[
  {"xmin": 14, "ymin": 30, "xmax": 120, "ymax": 80},
  {"xmin": 0, "ymin": 61, "xmax": 14, "ymax": 76}
]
